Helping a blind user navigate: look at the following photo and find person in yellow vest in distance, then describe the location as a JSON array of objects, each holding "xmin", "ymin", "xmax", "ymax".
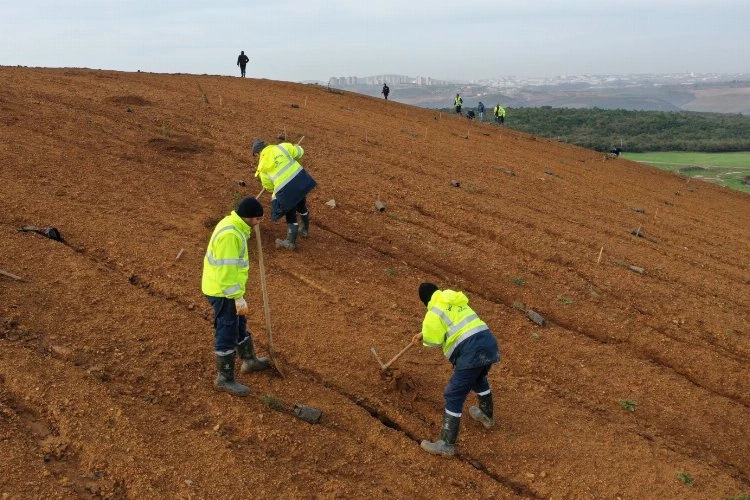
[
  {"xmin": 493, "ymin": 103, "xmax": 506, "ymax": 126},
  {"xmin": 412, "ymin": 283, "xmax": 500, "ymax": 457},
  {"xmin": 252, "ymin": 139, "xmax": 317, "ymax": 250},
  {"xmin": 202, "ymin": 197, "xmax": 271, "ymax": 397},
  {"xmin": 454, "ymin": 93, "xmax": 463, "ymax": 115}
]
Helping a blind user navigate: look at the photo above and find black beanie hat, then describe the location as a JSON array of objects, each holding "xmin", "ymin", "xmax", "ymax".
[
  {"xmin": 251, "ymin": 139, "xmax": 266, "ymax": 155},
  {"xmin": 236, "ymin": 197, "xmax": 264, "ymax": 218},
  {"xmin": 418, "ymin": 282, "xmax": 439, "ymax": 306}
]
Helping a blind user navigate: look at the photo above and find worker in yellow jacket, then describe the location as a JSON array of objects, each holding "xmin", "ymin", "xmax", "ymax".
[
  {"xmin": 454, "ymin": 93, "xmax": 463, "ymax": 115},
  {"xmin": 493, "ymin": 103, "xmax": 506, "ymax": 126},
  {"xmin": 202, "ymin": 197, "xmax": 270, "ymax": 396},
  {"xmin": 251, "ymin": 139, "xmax": 317, "ymax": 251},
  {"xmin": 412, "ymin": 283, "xmax": 500, "ymax": 457}
]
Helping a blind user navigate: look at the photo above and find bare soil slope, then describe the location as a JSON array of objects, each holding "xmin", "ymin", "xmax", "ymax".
[{"xmin": 1, "ymin": 67, "xmax": 749, "ymax": 499}]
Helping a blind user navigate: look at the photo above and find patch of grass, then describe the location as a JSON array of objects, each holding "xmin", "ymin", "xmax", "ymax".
[
  {"xmin": 531, "ymin": 332, "xmax": 541, "ymax": 341},
  {"xmin": 623, "ymin": 151, "xmax": 750, "ymax": 194},
  {"xmin": 725, "ymin": 493, "xmax": 750, "ymax": 500},
  {"xmin": 385, "ymin": 268, "xmax": 397, "ymax": 278},
  {"xmin": 260, "ymin": 394, "xmax": 283, "ymax": 410},
  {"xmin": 512, "ymin": 278, "xmax": 526, "ymax": 286},
  {"xmin": 162, "ymin": 121, "xmax": 171, "ymax": 138},
  {"xmin": 557, "ymin": 295, "xmax": 573, "ymax": 305},
  {"xmin": 677, "ymin": 471, "xmax": 695, "ymax": 486},
  {"xmin": 512, "ymin": 302, "xmax": 526, "ymax": 311},
  {"xmin": 386, "ymin": 213, "xmax": 408, "ymax": 222},
  {"xmin": 620, "ymin": 400, "xmax": 637, "ymax": 412}
]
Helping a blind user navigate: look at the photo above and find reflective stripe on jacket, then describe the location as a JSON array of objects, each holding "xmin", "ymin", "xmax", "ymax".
[
  {"xmin": 454, "ymin": 96, "xmax": 463, "ymax": 106},
  {"xmin": 494, "ymin": 105, "xmax": 505, "ymax": 117},
  {"xmin": 201, "ymin": 211, "xmax": 252, "ymax": 299},
  {"xmin": 255, "ymin": 143, "xmax": 304, "ymax": 198},
  {"xmin": 421, "ymin": 289, "xmax": 489, "ymax": 359}
]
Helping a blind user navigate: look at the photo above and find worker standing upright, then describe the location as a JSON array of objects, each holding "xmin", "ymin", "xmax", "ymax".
[
  {"xmin": 382, "ymin": 83, "xmax": 390, "ymax": 100},
  {"xmin": 202, "ymin": 197, "xmax": 271, "ymax": 397},
  {"xmin": 412, "ymin": 283, "xmax": 500, "ymax": 457},
  {"xmin": 477, "ymin": 101, "xmax": 485, "ymax": 121},
  {"xmin": 493, "ymin": 103, "xmax": 506, "ymax": 126},
  {"xmin": 237, "ymin": 50, "xmax": 249, "ymax": 77},
  {"xmin": 251, "ymin": 138, "xmax": 317, "ymax": 250},
  {"xmin": 454, "ymin": 93, "xmax": 463, "ymax": 115}
]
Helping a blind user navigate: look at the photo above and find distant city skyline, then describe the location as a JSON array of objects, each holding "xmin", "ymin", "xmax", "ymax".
[{"xmin": 2, "ymin": 1, "xmax": 749, "ymax": 83}]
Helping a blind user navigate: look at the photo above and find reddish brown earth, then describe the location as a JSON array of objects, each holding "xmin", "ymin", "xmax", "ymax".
[{"xmin": 1, "ymin": 67, "xmax": 749, "ymax": 499}]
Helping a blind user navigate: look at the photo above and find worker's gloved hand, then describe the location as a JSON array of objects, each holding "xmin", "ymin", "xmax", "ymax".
[
  {"xmin": 412, "ymin": 333, "xmax": 423, "ymax": 344},
  {"xmin": 235, "ymin": 298, "xmax": 249, "ymax": 316}
]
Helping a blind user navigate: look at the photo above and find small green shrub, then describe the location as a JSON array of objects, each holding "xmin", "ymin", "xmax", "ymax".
[
  {"xmin": 557, "ymin": 295, "xmax": 573, "ymax": 305},
  {"xmin": 512, "ymin": 278, "xmax": 525, "ymax": 286},
  {"xmin": 620, "ymin": 400, "xmax": 637, "ymax": 412},
  {"xmin": 677, "ymin": 471, "xmax": 695, "ymax": 486},
  {"xmin": 260, "ymin": 394, "xmax": 282, "ymax": 410}
]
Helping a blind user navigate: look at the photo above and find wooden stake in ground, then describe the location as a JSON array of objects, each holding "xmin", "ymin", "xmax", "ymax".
[
  {"xmin": 175, "ymin": 248, "xmax": 185, "ymax": 261},
  {"xmin": 253, "ymin": 224, "xmax": 285, "ymax": 378},
  {"xmin": 0, "ymin": 269, "xmax": 26, "ymax": 282},
  {"xmin": 596, "ymin": 246, "xmax": 604, "ymax": 264}
]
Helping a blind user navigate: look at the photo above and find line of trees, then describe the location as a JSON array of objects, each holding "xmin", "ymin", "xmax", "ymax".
[{"xmin": 448, "ymin": 106, "xmax": 750, "ymax": 152}]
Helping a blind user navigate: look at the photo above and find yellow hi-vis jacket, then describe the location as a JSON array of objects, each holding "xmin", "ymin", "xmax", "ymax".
[
  {"xmin": 421, "ymin": 289, "xmax": 488, "ymax": 359},
  {"xmin": 454, "ymin": 96, "xmax": 463, "ymax": 106},
  {"xmin": 494, "ymin": 105, "xmax": 505, "ymax": 117},
  {"xmin": 254, "ymin": 143, "xmax": 304, "ymax": 198},
  {"xmin": 201, "ymin": 211, "xmax": 252, "ymax": 299}
]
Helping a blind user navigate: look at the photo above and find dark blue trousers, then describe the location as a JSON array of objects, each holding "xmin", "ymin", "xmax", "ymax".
[
  {"xmin": 207, "ymin": 296, "xmax": 249, "ymax": 355},
  {"xmin": 444, "ymin": 365, "xmax": 492, "ymax": 415}
]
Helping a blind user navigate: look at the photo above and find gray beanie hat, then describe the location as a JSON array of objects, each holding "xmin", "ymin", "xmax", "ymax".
[{"xmin": 251, "ymin": 139, "xmax": 266, "ymax": 155}]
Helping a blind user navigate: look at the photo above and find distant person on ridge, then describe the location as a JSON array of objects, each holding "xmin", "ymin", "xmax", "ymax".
[
  {"xmin": 251, "ymin": 138, "xmax": 317, "ymax": 250},
  {"xmin": 382, "ymin": 83, "xmax": 390, "ymax": 100},
  {"xmin": 493, "ymin": 103, "xmax": 506, "ymax": 126},
  {"xmin": 202, "ymin": 197, "xmax": 271, "ymax": 397},
  {"xmin": 412, "ymin": 283, "xmax": 500, "ymax": 457},
  {"xmin": 454, "ymin": 93, "xmax": 463, "ymax": 115},
  {"xmin": 477, "ymin": 101, "xmax": 485, "ymax": 121},
  {"xmin": 237, "ymin": 51, "xmax": 250, "ymax": 78}
]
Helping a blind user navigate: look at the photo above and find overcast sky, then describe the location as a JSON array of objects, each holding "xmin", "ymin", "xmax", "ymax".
[{"xmin": 2, "ymin": 0, "xmax": 749, "ymax": 82}]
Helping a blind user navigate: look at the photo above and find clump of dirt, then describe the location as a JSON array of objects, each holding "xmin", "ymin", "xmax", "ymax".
[{"xmin": 381, "ymin": 368, "xmax": 416, "ymax": 393}]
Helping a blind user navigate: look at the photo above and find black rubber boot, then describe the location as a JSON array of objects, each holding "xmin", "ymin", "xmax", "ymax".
[
  {"xmin": 420, "ymin": 412, "xmax": 461, "ymax": 457},
  {"xmin": 237, "ymin": 335, "xmax": 270, "ymax": 373},
  {"xmin": 469, "ymin": 393, "xmax": 494, "ymax": 429},
  {"xmin": 299, "ymin": 213, "xmax": 310, "ymax": 238},
  {"xmin": 275, "ymin": 223, "xmax": 298, "ymax": 250},
  {"xmin": 214, "ymin": 353, "xmax": 249, "ymax": 397}
]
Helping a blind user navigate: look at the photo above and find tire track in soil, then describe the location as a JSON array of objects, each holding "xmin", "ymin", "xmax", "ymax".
[
  {"xmin": 290, "ymin": 364, "xmax": 543, "ymax": 499},
  {"xmin": 46, "ymin": 235, "xmax": 537, "ymax": 496},
  {"xmin": 0, "ymin": 352, "xmax": 124, "ymax": 498},
  {"xmin": 57, "ymin": 210, "xmax": 750, "ymax": 418}
]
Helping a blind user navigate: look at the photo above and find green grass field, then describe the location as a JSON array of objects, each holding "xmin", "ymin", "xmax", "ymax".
[{"xmin": 622, "ymin": 151, "xmax": 750, "ymax": 194}]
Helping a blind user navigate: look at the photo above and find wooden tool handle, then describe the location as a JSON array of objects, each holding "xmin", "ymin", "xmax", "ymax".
[
  {"xmin": 383, "ymin": 341, "xmax": 415, "ymax": 370},
  {"xmin": 254, "ymin": 225, "xmax": 275, "ymax": 356}
]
